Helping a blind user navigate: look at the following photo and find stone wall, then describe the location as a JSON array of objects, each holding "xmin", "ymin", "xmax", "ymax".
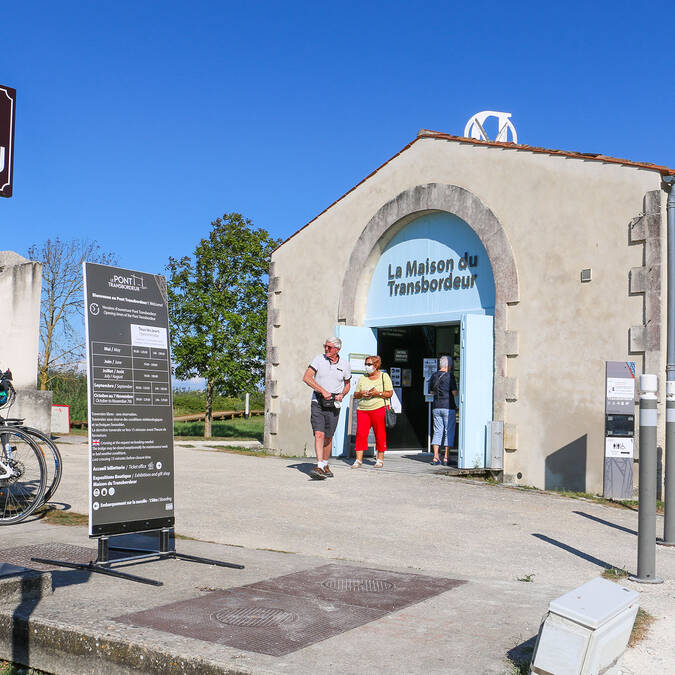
[{"xmin": 0, "ymin": 251, "xmax": 52, "ymax": 432}]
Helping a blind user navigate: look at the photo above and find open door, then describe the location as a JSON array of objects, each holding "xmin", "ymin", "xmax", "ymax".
[
  {"xmin": 458, "ymin": 314, "xmax": 494, "ymax": 468},
  {"xmin": 331, "ymin": 325, "xmax": 378, "ymax": 457}
]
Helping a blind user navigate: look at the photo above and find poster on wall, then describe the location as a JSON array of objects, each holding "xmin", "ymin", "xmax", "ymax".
[
  {"xmin": 390, "ymin": 367, "xmax": 401, "ymax": 387},
  {"xmin": 349, "ymin": 353, "xmax": 367, "ymax": 374},
  {"xmin": 83, "ymin": 263, "xmax": 175, "ymax": 537},
  {"xmin": 423, "ymin": 358, "xmax": 437, "ymax": 400}
]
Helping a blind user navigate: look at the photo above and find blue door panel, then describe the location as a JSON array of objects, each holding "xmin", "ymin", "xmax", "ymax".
[{"xmin": 459, "ymin": 314, "xmax": 494, "ymax": 468}]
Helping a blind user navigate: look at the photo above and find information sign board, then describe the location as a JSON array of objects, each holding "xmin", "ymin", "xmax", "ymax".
[
  {"xmin": 605, "ymin": 361, "xmax": 636, "ymax": 414},
  {"xmin": 83, "ymin": 263, "xmax": 175, "ymax": 536},
  {"xmin": 0, "ymin": 85, "xmax": 16, "ymax": 198},
  {"xmin": 603, "ymin": 361, "xmax": 636, "ymax": 499}
]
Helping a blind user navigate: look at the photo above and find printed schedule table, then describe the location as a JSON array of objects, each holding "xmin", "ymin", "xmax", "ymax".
[{"xmin": 91, "ymin": 341, "xmax": 171, "ymax": 406}]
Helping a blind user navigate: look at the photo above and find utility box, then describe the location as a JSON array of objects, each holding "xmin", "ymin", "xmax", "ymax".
[
  {"xmin": 487, "ymin": 420, "xmax": 504, "ymax": 469},
  {"xmin": 531, "ymin": 578, "xmax": 639, "ymax": 675}
]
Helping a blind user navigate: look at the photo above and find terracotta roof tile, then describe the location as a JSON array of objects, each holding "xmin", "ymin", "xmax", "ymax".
[{"xmin": 417, "ymin": 129, "xmax": 675, "ymax": 176}]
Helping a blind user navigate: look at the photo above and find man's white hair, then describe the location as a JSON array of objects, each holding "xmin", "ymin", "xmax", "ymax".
[
  {"xmin": 439, "ymin": 355, "xmax": 450, "ymax": 369},
  {"xmin": 326, "ymin": 336, "xmax": 342, "ymax": 349}
]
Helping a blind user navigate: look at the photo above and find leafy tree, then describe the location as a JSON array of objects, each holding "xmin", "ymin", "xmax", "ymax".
[
  {"xmin": 48, "ymin": 368, "xmax": 88, "ymax": 420},
  {"xmin": 167, "ymin": 213, "xmax": 280, "ymax": 438},
  {"xmin": 27, "ymin": 238, "xmax": 118, "ymax": 390}
]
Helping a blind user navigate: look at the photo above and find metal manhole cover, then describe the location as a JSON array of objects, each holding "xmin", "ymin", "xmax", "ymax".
[
  {"xmin": 322, "ymin": 578, "xmax": 394, "ymax": 593},
  {"xmin": 213, "ymin": 606, "xmax": 298, "ymax": 628}
]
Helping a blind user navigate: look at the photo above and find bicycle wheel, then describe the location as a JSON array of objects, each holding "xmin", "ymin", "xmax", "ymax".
[
  {"xmin": 0, "ymin": 428, "xmax": 47, "ymax": 524},
  {"xmin": 21, "ymin": 426, "xmax": 62, "ymax": 504}
]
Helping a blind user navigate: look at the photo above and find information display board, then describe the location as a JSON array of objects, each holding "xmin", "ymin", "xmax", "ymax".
[
  {"xmin": 423, "ymin": 358, "xmax": 437, "ymax": 401},
  {"xmin": 84, "ymin": 263, "xmax": 175, "ymax": 536},
  {"xmin": 603, "ymin": 361, "xmax": 636, "ymax": 500}
]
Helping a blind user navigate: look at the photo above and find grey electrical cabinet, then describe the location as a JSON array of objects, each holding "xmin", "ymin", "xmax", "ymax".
[{"xmin": 530, "ymin": 578, "xmax": 639, "ymax": 675}]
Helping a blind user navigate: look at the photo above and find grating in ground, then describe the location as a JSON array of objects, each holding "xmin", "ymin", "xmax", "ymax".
[
  {"xmin": 247, "ymin": 563, "xmax": 465, "ymax": 612},
  {"xmin": 116, "ymin": 563, "xmax": 465, "ymax": 656},
  {"xmin": 0, "ymin": 544, "xmax": 97, "ymax": 573}
]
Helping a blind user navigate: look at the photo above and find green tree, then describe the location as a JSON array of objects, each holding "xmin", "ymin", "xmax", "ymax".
[{"xmin": 167, "ymin": 213, "xmax": 280, "ymax": 438}]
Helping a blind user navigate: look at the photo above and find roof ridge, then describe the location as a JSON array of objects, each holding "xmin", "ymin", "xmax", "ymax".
[
  {"xmin": 416, "ymin": 129, "xmax": 675, "ymax": 176},
  {"xmin": 274, "ymin": 132, "xmax": 673, "ymax": 252}
]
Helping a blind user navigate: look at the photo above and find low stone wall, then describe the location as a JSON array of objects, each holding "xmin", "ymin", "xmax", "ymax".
[{"xmin": 6, "ymin": 389, "xmax": 53, "ymax": 433}]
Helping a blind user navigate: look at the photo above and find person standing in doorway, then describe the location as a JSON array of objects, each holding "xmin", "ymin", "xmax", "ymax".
[
  {"xmin": 302, "ymin": 337, "xmax": 352, "ymax": 480},
  {"xmin": 429, "ymin": 355, "xmax": 458, "ymax": 466},
  {"xmin": 352, "ymin": 355, "xmax": 393, "ymax": 469}
]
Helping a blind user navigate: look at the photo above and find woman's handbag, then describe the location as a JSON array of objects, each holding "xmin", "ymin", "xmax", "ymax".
[
  {"xmin": 382, "ymin": 375, "xmax": 397, "ymax": 428},
  {"xmin": 384, "ymin": 402, "xmax": 397, "ymax": 428}
]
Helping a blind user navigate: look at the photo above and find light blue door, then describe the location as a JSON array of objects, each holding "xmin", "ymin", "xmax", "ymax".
[
  {"xmin": 458, "ymin": 314, "xmax": 494, "ymax": 468},
  {"xmin": 331, "ymin": 325, "xmax": 378, "ymax": 457}
]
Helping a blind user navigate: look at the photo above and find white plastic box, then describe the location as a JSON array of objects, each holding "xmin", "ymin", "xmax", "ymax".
[{"xmin": 531, "ymin": 577, "xmax": 639, "ymax": 675}]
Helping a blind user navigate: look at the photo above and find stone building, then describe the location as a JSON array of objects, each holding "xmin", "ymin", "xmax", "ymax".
[{"xmin": 264, "ymin": 130, "xmax": 674, "ymax": 492}]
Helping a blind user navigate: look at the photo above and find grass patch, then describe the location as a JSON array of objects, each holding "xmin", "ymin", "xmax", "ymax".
[
  {"xmin": 256, "ymin": 547, "xmax": 295, "ymax": 554},
  {"xmin": 195, "ymin": 445, "xmax": 270, "ymax": 458},
  {"xmin": 36, "ymin": 506, "xmax": 88, "ymax": 526},
  {"xmin": 516, "ymin": 573, "xmax": 535, "ymax": 582},
  {"xmin": 174, "ymin": 418, "xmax": 263, "ymax": 441},
  {"xmin": 480, "ymin": 481, "xmax": 665, "ymax": 516},
  {"xmin": 629, "ymin": 608, "xmax": 655, "ymax": 647},
  {"xmin": 553, "ymin": 492, "xmax": 665, "ymax": 515},
  {"xmin": 0, "ymin": 661, "xmax": 49, "ymax": 674},
  {"xmin": 174, "ymin": 532, "xmax": 199, "ymax": 541},
  {"xmin": 173, "ymin": 390, "xmax": 264, "ymax": 417},
  {"xmin": 602, "ymin": 566, "xmax": 629, "ymax": 580}
]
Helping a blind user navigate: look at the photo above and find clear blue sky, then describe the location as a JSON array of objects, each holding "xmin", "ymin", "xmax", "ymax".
[{"xmin": 3, "ymin": 1, "xmax": 672, "ymax": 275}]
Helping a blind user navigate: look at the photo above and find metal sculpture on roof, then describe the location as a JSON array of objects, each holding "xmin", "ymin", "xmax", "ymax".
[{"xmin": 464, "ymin": 111, "xmax": 518, "ymax": 144}]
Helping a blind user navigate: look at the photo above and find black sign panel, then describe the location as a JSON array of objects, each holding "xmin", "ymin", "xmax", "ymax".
[
  {"xmin": 0, "ymin": 85, "xmax": 16, "ymax": 198},
  {"xmin": 84, "ymin": 263, "xmax": 175, "ymax": 536}
]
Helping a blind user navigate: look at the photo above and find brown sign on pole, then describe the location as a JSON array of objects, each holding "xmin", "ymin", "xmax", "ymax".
[{"xmin": 0, "ymin": 85, "xmax": 16, "ymax": 198}]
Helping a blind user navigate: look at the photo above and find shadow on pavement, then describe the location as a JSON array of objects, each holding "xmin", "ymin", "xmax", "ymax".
[
  {"xmin": 287, "ymin": 462, "xmax": 315, "ymax": 477},
  {"xmin": 573, "ymin": 511, "xmax": 637, "ymax": 536},
  {"xmin": 12, "ymin": 567, "xmax": 92, "ymax": 668},
  {"xmin": 506, "ymin": 634, "xmax": 537, "ymax": 673},
  {"xmin": 532, "ymin": 533, "xmax": 615, "ymax": 570}
]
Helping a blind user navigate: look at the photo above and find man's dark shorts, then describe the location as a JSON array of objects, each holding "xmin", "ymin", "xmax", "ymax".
[{"xmin": 310, "ymin": 401, "xmax": 340, "ymax": 437}]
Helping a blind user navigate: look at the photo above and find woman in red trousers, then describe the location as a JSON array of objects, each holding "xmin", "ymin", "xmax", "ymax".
[{"xmin": 351, "ymin": 355, "xmax": 393, "ymax": 469}]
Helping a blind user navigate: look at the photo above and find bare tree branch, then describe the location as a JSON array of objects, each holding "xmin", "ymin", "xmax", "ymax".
[{"xmin": 28, "ymin": 239, "xmax": 118, "ymax": 390}]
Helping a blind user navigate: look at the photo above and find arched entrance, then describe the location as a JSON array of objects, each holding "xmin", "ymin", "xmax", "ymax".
[{"xmin": 332, "ymin": 184, "xmax": 519, "ymax": 467}]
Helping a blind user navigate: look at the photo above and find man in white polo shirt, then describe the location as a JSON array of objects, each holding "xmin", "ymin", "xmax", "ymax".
[{"xmin": 302, "ymin": 337, "xmax": 352, "ymax": 480}]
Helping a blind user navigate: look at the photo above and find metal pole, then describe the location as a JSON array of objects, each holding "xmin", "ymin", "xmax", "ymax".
[
  {"xmin": 160, "ymin": 527, "xmax": 172, "ymax": 553},
  {"xmin": 663, "ymin": 381, "xmax": 675, "ymax": 545},
  {"xmin": 663, "ymin": 177, "xmax": 675, "ymax": 546},
  {"xmin": 97, "ymin": 536, "xmax": 109, "ymax": 564},
  {"xmin": 245, "ymin": 393, "xmax": 250, "ymax": 419},
  {"xmin": 629, "ymin": 374, "xmax": 663, "ymax": 583}
]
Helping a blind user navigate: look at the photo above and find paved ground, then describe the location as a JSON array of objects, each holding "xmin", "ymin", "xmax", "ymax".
[{"xmin": 1, "ymin": 438, "xmax": 674, "ymax": 674}]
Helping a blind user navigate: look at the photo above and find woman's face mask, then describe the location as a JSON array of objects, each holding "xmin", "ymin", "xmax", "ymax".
[{"xmin": 365, "ymin": 364, "xmax": 375, "ymax": 374}]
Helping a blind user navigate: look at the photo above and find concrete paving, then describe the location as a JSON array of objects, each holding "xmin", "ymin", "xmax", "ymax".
[{"xmin": 0, "ymin": 439, "xmax": 674, "ymax": 674}]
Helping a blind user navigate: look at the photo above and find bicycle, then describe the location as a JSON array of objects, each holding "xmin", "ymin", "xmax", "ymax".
[{"xmin": 0, "ymin": 369, "xmax": 62, "ymax": 523}]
